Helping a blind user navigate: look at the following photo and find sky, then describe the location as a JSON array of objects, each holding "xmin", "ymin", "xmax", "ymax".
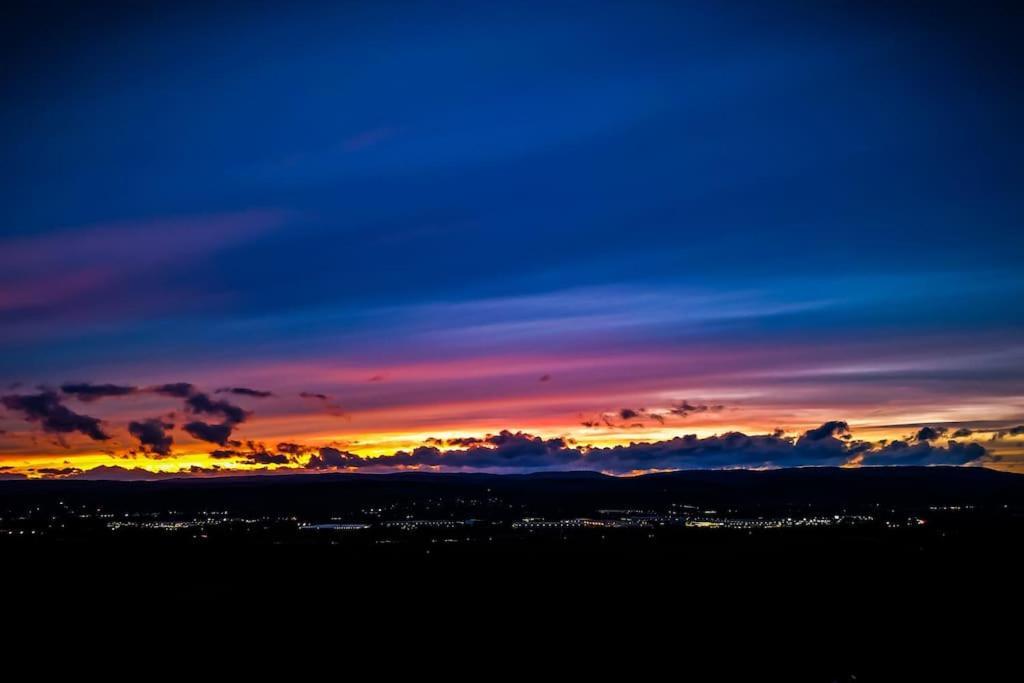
[{"xmin": 2, "ymin": 0, "xmax": 1023, "ymax": 479}]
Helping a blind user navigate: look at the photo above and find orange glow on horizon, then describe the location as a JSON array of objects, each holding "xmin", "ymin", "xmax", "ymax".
[{"xmin": 4, "ymin": 417, "xmax": 1023, "ymax": 479}]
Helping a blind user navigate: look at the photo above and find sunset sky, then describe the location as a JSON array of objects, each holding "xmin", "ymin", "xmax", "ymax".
[{"xmin": 2, "ymin": 1, "xmax": 1022, "ymax": 479}]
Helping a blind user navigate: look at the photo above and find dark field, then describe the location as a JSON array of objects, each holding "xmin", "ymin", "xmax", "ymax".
[{"xmin": 4, "ymin": 467, "xmax": 1020, "ymax": 678}]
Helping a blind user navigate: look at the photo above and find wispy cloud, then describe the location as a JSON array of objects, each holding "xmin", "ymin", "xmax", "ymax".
[{"xmin": 0, "ymin": 210, "xmax": 290, "ymax": 324}]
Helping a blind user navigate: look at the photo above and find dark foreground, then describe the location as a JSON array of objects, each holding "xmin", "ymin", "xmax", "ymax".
[{"xmin": 3, "ymin": 467, "xmax": 1022, "ymax": 678}]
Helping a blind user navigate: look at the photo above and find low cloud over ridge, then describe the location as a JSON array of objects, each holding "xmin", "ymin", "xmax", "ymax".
[{"xmin": 298, "ymin": 423, "xmax": 991, "ymax": 475}]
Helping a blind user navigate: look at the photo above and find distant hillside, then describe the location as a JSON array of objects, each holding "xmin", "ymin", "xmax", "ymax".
[{"xmin": 2, "ymin": 466, "xmax": 1021, "ymax": 515}]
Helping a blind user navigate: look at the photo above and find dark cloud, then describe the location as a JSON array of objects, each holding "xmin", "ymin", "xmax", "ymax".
[
  {"xmin": 35, "ymin": 467, "xmax": 83, "ymax": 477},
  {"xmin": 183, "ymin": 421, "xmax": 236, "ymax": 446},
  {"xmin": 859, "ymin": 440, "xmax": 988, "ymax": 467},
  {"xmin": 587, "ymin": 407, "xmax": 669, "ymax": 429},
  {"xmin": 216, "ymin": 387, "xmax": 273, "ymax": 398},
  {"xmin": 152, "ymin": 383, "xmax": 196, "ymax": 398},
  {"xmin": 303, "ymin": 431, "xmax": 578, "ymax": 471},
  {"xmin": 210, "ymin": 441, "xmax": 293, "ymax": 465},
  {"xmin": 184, "ymin": 393, "xmax": 248, "ymax": 424},
  {"xmin": 128, "ymin": 418, "xmax": 174, "ymax": 457},
  {"xmin": 445, "ymin": 436, "xmax": 484, "ymax": 447},
  {"xmin": 176, "ymin": 390, "xmax": 250, "ymax": 445},
  {"xmin": 140, "ymin": 384, "xmax": 251, "ymax": 445},
  {"xmin": 951, "ymin": 428, "xmax": 973, "ymax": 438},
  {"xmin": 585, "ymin": 430, "xmax": 860, "ymax": 473},
  {"xmin": 487, "ymin": 430, "xmax": 571, "ymax": 449},
  {"xmin": 1, "ymin": 391, "xmax": 110, "ymax": 441},
  {"xmin": 306, "ymin": 431, "xmax": 579, "ymax": 471},
  {"xmin": 539, "ymin": 374, "xmax": 551, "ymax": 382},
  {"xmin": 802, "ymin": 421, "xmax": 849, "ymax": 441},
  {"xmin": 914, "ymin": 426, "xmax": 948, "ymax": 442},
  {"xmin": 299, "ymin": 392, "xmax": 329, "ymax": 400},
  {"xmin": 669, "ymin": 401, "xmax": 725, "ymax": 418},
  {"xmin": 243, "ymin": 450, "xmax": 290, "ymax": 466},
  {"xmin": 276, "ymin": 442, "xmax": 313, "ymax": 455},
  {"xmin": 60, "ymin": 382, "xmax": 137, "ymax": 402},
  {"xmin": 292, "ymin": 422, "xmax": 991, "ymax": 474},
  {"xmin": 591, "ymin": 402, "xmax": 726, "ymax": 428},
  {"xmin": 306, "ymin": 446, "xmax": 365, "ymax": 469}
]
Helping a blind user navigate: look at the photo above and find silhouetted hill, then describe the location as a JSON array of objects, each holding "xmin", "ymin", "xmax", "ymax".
[{"xmin": 2, "ymin": 466, "xmax": 1021, "ymax": 516}]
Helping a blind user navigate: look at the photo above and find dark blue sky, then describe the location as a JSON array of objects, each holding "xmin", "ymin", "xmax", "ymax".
[{"xmin": 2, "ymin": 1, "xmax": 1023, "ymax": 476}]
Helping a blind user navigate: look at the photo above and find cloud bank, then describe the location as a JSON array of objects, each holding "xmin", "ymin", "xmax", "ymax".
[
  {"xmin": 0, "ymin": 377, "xmax": 1004, "ymax": 479},
  {"xmin": 296, "ymin": 424, "xmax": 992, "ymax": 475}
]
